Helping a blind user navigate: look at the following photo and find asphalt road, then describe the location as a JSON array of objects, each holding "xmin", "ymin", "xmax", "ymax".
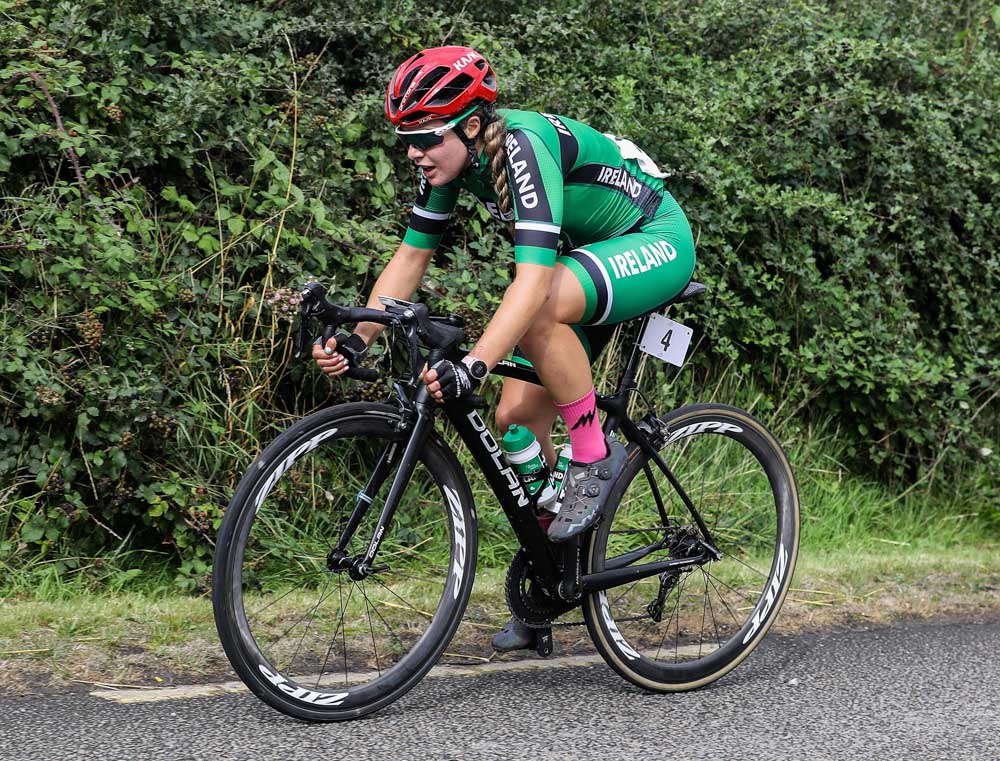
[{"xmin": 2, "ymin": 615, "xmax": 998, "ymax": 761}]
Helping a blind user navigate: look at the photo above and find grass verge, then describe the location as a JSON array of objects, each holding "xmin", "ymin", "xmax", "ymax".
[{"xmin": 1, "ymin": 542, "xmax": 998, "ymax": 697}]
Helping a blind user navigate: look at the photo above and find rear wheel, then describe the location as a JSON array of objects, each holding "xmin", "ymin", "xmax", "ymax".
[
  {"xmin": 583, "ymin": 404, "xmax": 798, "ymax": 691},
  {"xmin": 212, "ymin": 402, "xmax": 477, "ymax": 721}
]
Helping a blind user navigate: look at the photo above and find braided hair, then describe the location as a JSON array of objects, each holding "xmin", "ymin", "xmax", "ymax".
[{"xmin": 481, "ymin": 115, "xmax": 511, "ymax": 218}]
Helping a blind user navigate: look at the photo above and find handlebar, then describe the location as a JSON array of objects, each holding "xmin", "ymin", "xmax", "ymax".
[{"xmin": 295, "ymin": 282, "xmax": 483, "ymax": 405}]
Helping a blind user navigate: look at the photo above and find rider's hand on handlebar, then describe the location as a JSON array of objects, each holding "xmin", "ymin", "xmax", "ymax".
[
  {"xmin": 422, "ymin": 358, "xmax": 479, "ymax": 404},
  {"xmin": 312, "ymin": 332, "xmax": 368, "ymax": 378},
  {"xmin": 312, "ymin": 336, "xmax": 349, "ymax": 377}
]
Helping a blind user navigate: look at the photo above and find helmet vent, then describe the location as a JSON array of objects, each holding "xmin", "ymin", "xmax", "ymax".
[
  {"xmin": 402, "ymin": 66, "xmax": 450, "ymax": 110},
  {"xmin": 426, "ymin": 73, "xmax": 474, "ymax": 107},
  {"xmin": 397, "ymin": 68, "xmax": 420, "ymax": 97}
]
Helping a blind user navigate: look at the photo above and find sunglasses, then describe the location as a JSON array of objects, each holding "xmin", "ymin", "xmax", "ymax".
[{"xmin": 395, "ymin": 105, "xmax": 478, "ymax": 151}]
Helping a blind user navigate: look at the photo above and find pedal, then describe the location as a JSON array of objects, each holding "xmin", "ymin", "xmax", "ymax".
[{"xmin": 534, "ymin": 627, "xmax": 554, "ymax": 657}]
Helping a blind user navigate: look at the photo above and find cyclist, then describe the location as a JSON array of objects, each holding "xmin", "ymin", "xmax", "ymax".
[{"xmin": 313, "ymin": 46, "xmax": 695, "ymax": 651}]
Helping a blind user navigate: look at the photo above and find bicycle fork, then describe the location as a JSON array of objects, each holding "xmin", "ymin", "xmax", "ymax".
[{"xmin": 328, "ymin": 389, "xmax": 438, "ymax": 579}]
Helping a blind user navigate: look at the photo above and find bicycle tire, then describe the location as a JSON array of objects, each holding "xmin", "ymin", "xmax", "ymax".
[
  {"xmin": 583, "ymin": 403, "xmax": 799, "ymax": 691},
  {"xmin": 212, "ymin": 402, "xmax": 477, "ymax": 721}
]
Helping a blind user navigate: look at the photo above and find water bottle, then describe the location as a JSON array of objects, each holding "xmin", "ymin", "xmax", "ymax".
[
  {"xmin": 501, "ymin": 425, "xmax": 549, "ymax": 496},
  {"xmin": 538, "ymin": 444, "xmax": 572, "ymax": 515}
]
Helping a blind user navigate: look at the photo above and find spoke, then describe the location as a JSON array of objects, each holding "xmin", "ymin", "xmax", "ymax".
[
  {"xmin": 723, "ymin": 551, "xmax": 770, "ymax": 580},
  {"xmin": 611, "ymin": 577, "xmax": 644, "ymax": 608},
  {"xmin": 698, "ymin": 572, "xmax": 708, "ymax": 659},
  {"xmin": 655, "ymin": 571, "xmax": 688, "ymax": 662},
  {"xmin": 370, "ymin": 576, "xmax": 435, "ymax": 620},
  {"xmin": 378, "ymin": 568, "xmax": 446, "ymax": 586},
  {"xmin": 363, "ymin": 585, "xmax": 410, "ymax": 657},
  {"xmin": 705, "ymin": 572, "xmax": 722, "ymax": 650},
  {"xmin": 341, "ymin": 580, "xmax": 350, "ymax": 684},
  {"xmin": 316, "ymin": 578, "xmax": 356, "ymax": 687},
  {"xmin": 705, "ymin": 571, "xmax": 742, "ymax": 627},
  {"xmin": 702, "ymin": 568, "xmax": 759, "ymax": 606},
  {"xmin": 286, "ymin": 575, "xmax": 334, "ymax": 674},
  {"xmin": 247, "ymin": 582, "xmax": 302, "ymax": 620},
  {"xmin": 713, "ymin": 527, "xmax": 777, "ymax": 547},
  {"xmin": 360, "ymin": 580, "xmax": 382, "ymax": 677},
  {"xmin": 271, "ymin": 576, "xmax": 337, "ymax": 656}
]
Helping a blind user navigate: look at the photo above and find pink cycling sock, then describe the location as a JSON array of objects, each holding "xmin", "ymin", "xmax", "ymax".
[{"xmin": 556, "ymin": 388, "xmax": 607, "ymax": 464}]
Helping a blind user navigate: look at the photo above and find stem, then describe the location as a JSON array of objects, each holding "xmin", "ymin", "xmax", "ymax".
[{"xmin": 10, "ymin": 72, "xmax": 86, "ymax": 191}]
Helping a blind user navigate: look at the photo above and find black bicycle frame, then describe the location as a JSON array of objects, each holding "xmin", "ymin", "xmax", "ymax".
[{"xmin": 346, "ymin": 314, "xmax": 718, "ymax": 598}]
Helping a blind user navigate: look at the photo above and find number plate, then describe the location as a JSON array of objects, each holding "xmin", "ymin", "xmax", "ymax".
[{"xmin": 639, "ymin": 314, "xmax": 692, "ymax": 367}]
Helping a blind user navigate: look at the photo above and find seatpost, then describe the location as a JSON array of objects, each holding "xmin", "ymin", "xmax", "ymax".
[
  {"xmin": 618, "ymin": 317, "xmax": 648, "ymax": 392},
  {"xmin": 602, "ymin": 317, "xmax": 648, "ymax": 434}
]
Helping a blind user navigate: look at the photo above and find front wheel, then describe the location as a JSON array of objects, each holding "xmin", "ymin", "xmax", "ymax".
[
  {"xmin": 212, "ymin": 402, "xmax": 478, "ymax": 721},
  {"xmin": 583, "ymin": 403, "xmax": 799, "ymax": 691}
]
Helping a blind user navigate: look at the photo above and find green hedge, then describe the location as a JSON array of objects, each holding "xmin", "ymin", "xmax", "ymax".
[{"xmin": 1, "ymin": 0, "xmax": 997, "ymax": 582}]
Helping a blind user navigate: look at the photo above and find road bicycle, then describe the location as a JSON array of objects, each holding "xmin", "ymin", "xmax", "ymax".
[{"xmin": 212, "ymin": 280, "xmax": 800, "ymax": 722}]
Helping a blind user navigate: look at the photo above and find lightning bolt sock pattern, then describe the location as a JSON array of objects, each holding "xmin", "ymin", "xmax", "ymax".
[{"xmin": 556, "ymin": 387, "xmax": 606, "ymax": 463}]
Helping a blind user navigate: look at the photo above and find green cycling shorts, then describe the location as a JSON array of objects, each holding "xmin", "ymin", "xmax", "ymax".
[
  {"xmin": 511, "ymin": 191, "xmax": 695, "ymax": 369},
  {"xmin": 560, "ymin": 191, "xmax": 695, "ymax": 327}
]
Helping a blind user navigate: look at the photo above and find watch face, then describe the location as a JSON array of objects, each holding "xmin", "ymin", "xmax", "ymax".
[{"xmin": 469, "ymin": 360, "xmax": 488, "ymax": 380}]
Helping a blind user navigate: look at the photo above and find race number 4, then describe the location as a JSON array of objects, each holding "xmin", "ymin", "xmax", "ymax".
[{"xmin": 639, "ymin": 313, "xmax": 693, "ymax": 367}]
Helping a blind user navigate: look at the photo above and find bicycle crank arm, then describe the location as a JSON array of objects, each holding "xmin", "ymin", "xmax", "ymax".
[{"xmin": 580, "ymin": 552, "xmax": 710, "ymax": 594}]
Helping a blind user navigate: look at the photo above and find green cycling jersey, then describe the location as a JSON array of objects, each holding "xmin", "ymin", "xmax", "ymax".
[{"xmin": 402, "ymin": 109, "xmax": 670, "ymax": 266}]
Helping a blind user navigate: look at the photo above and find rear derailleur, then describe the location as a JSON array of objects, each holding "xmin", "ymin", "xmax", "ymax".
[{"xmin": 646, "ymin": 527, "xmax": 704, "ymax": 622}]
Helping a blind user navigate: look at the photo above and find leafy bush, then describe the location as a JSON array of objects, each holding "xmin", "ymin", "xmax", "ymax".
[{"xmin": 1, "ymin": 0, "xmax": 997, "ymax": 583}]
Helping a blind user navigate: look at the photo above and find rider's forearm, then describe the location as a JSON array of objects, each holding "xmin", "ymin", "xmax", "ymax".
[
  {"xmin": 352, "ymin": 242, "xmax": 434, "ymax": 345},
  {"xmin": 466, "ymin": 267, "xmax": 552, "ymax": 369}
]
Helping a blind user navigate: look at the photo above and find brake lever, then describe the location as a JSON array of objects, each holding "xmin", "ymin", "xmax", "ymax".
[
  {"xmin": 295, "ymin": 282, "xmax": 325, "ymax": 360},
  {"xmin": 404, "ymin": 324, "xmax": 423, "ymax": 383},
  {"xmin": 294, "ymin": 313, "xmax": 311, "ymax": 359},
  {"xmin": 320, "ymin": 323, "xmax": 337, "ymax": 354}
]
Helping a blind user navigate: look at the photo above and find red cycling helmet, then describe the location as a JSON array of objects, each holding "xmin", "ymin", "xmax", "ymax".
[{"xmin": 385, "ymin": 46, "xmax": 497, "ymax": 127}]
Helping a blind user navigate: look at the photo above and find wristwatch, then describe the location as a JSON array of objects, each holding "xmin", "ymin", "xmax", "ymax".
[{"xmin": 462, "ymin": 356, "xmax": 489, "ymax": 382}]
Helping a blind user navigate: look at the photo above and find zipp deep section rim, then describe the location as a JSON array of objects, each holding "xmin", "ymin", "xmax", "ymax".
[
  {"xmin": 212, "ymin": 403, "xmax": 477, "ymax": 721},
  {"xmin": 583, "ymin": 403, "xmax": 799, "ymax": 691}
]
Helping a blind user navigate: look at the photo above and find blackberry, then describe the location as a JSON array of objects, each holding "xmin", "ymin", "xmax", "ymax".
[
  {"xmin": 149, "ymin": 411, "xmax": 178, "ymax": 436},
  {"xmin": 44, "ymin": 476, "xmax": 66, "ymax": 495},
  {"xmin": 264, "ymin": 288, "xmax": 303, "ymax": 323},
  {"xmin": 35, "ymin": 385, "xmax": 64, "ymax": 406},
  {"xmin": 111, "ymin": 488, "xmax": 134, "ymax": 507},
  {"xmin": 76, "ymin": 310, "xmax": 103, "ymax": 349}
]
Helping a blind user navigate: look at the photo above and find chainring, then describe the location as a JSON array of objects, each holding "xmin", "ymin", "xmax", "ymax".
[{"xmin": 504, "ymin": 549, "xmax": 579, "ymax": 628}]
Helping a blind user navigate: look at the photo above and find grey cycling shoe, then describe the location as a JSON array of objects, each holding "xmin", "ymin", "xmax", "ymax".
[
  {"xmin": 547, "ymin": 437, "xmax": 627, "ymax": 543},
  {"xmin": 491, "ymin": 616, "xmax": 535, "ymax": 652}
]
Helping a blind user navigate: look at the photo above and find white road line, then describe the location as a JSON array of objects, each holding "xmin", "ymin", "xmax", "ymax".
[{"xmin": 91, "ymin": 645, "xmax": 717, "ymax": 704}]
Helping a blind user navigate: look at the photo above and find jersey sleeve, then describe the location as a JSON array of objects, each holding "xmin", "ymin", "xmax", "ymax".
[
  {"xmin": 401, "ymin": 171, "xmax": 460, "ymax": 250},
  {"xmin": 504, "ymin": 129, "xmax": 564, "ymax": 267}
]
